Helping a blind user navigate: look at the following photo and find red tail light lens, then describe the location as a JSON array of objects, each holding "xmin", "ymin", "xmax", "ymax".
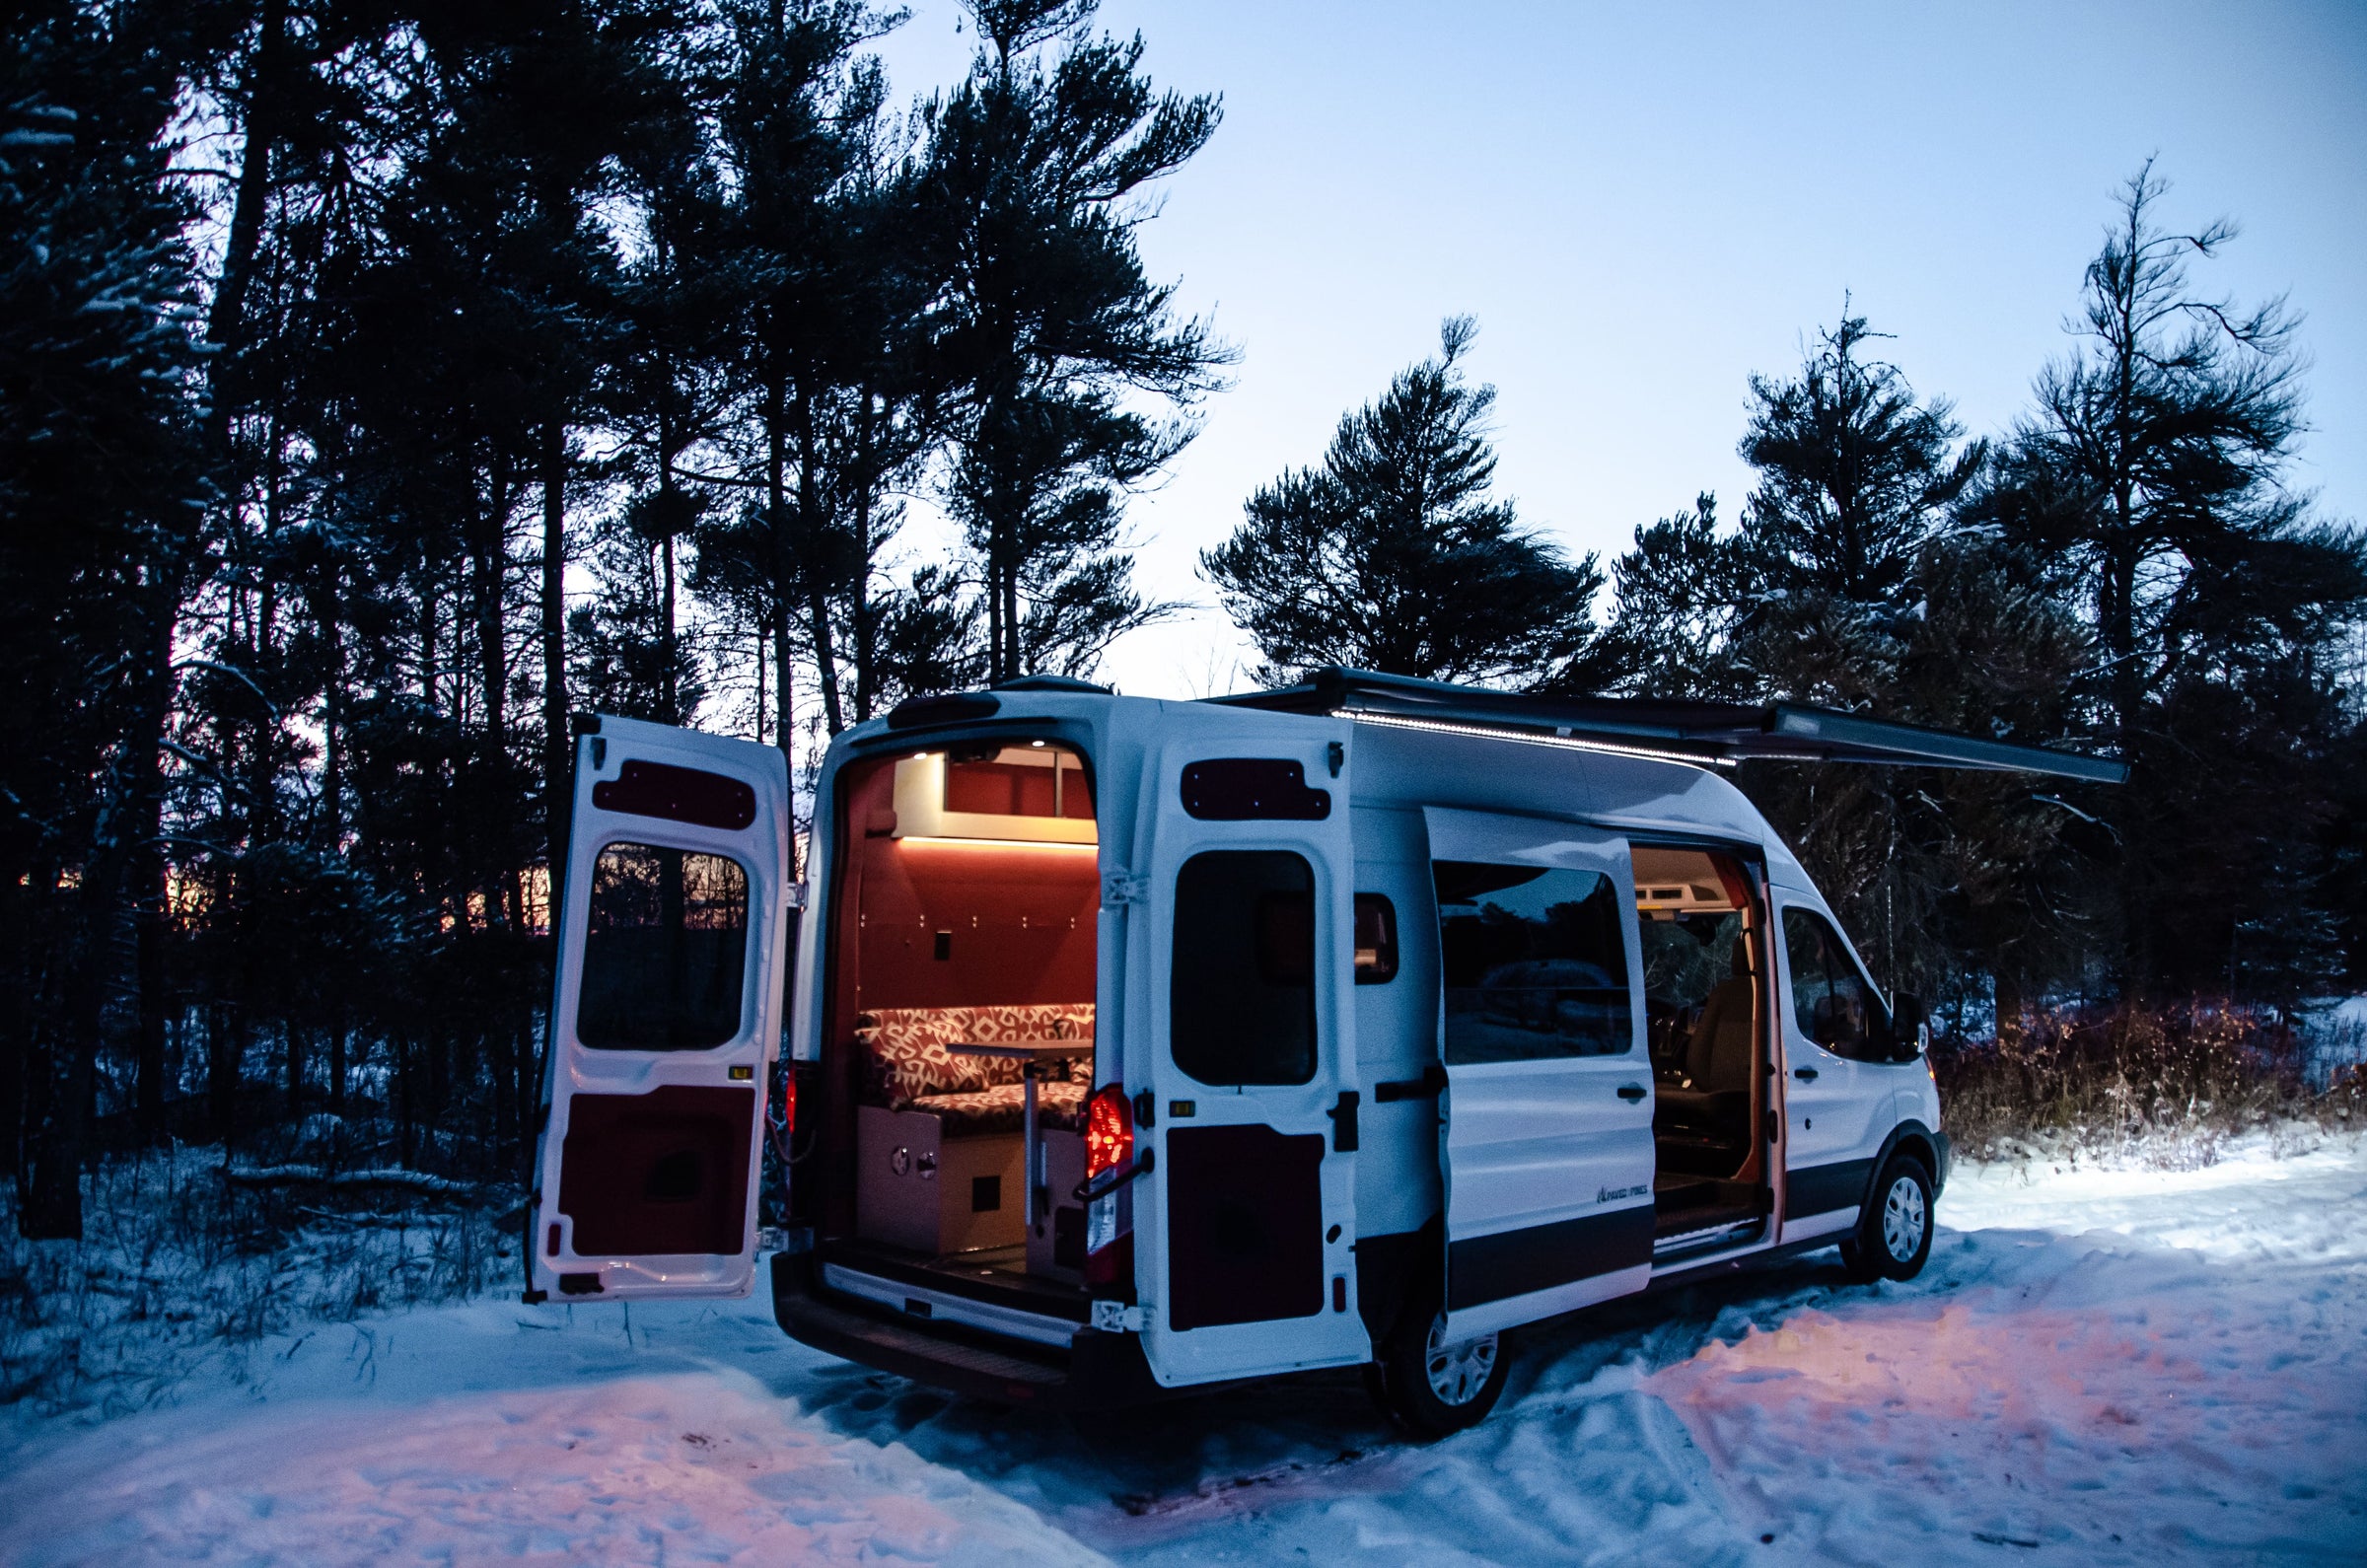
[{"xmin": 1085, "ymin": 1083, "xmax": 1132, "ymax": 1179}]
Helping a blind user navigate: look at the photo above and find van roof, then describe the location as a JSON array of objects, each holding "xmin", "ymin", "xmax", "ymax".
[{"xmin": 1211, "ymin": 668, "xmax": 2127, "ymax": 785}]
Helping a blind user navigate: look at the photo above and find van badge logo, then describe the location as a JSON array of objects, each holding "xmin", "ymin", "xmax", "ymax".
[{"xmin": 1598, "ymin": 1183, "xmax": 1647, "ymax": 1203}]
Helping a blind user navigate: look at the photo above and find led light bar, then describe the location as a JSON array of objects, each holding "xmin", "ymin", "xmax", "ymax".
[{"xmin": 1331, "ymin": 708, "xmax": 1736, "ymax": 770}]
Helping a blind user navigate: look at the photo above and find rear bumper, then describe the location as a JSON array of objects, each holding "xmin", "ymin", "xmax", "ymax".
[{"xmin": 769, "ymin": 1251, "xmax": 1166, "ymax": 1411}]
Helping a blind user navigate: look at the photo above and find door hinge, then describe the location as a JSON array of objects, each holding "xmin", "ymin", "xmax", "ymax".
[
  {"xmin": 1090, "ymin": 1299, "xmax": 1150, "ymax": 1333},
  {"xmin": 786, "ymin": 883, "xmax": 808, "ymax": 910},
  {"xmin": 1101, "ymin": 872, "xmax": 1149, "ymax": 908}
]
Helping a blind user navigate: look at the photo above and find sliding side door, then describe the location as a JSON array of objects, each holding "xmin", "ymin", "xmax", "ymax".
[{"xmin": 1426, "ymin": 808, "xmax": 1656, "ymax": 1340}]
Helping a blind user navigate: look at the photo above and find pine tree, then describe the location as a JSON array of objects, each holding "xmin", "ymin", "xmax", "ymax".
[
  {"xmin": 921, "ymin": 0, "xmax": 1227, "ymax": 682},
  {"xmin": 1, "ymin": 0, "xmax": 208, "ymax": 1236},
  {"xmin": 1205, "ymin": 317, "xmax": 1612, "ymax": 689},
  {"xmin": 697, "ymin": 0, "xmax": 954, "ymax": 743},
  {"xmin": 1984, "ymin": 164, "xmax": 2367, "ymax": 998},
  {"xmin": 1606, "ymin": 314, "xmax": 2092, "ymax": 1004}
]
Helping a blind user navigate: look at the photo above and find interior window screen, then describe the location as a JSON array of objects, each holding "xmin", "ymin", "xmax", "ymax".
[
  {"xmin": 578, "ymin": 844, "xmax": 750, "ymax": 1050},
  {"xmin": 1436, "ymin": 861, "xmax": 1632, "ymax": 1063},
  {"xmin": 1782, "ymin": 907, "xmax": 1890, "ymax": 1060},
  {"xmin": 1172, "ymin": 851, "xmax": 1317, "ymax": 1085}
]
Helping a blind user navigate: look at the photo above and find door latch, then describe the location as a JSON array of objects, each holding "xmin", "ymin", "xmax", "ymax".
[{"xmin": 1101, "ymin": 872, "xmax": 1148, "ymax": 908}]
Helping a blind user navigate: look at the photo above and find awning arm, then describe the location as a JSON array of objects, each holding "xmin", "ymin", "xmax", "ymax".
[{"xmin": 1209, "ymin": 668, "xmax": 2128, "ymax": 785}]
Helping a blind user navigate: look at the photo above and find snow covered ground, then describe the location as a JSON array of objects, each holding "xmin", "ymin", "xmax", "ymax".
[{"xmin": 4, "ymin": 1133, "xmax": 2363, "ymax": 1565}]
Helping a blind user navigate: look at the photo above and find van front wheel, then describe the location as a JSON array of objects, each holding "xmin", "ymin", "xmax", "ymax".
[
  {"xmin": 1369, "ymin": 1287, "xmax": 1508, "ymax": 1439},
  {"xmin": 1839, "ymin": 1155, "xmax": 1933, "ymax": 1283}
]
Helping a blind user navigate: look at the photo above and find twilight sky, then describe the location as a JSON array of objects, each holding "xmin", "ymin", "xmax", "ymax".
[{"xmin": 867, "ymin": 0, "xmax": 2367, "ymax": 698}]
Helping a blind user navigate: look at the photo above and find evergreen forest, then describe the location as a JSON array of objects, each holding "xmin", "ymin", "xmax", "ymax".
[{"xmin": 7, "ymin": 0, "xmax": 2364, "ymax": 1244}]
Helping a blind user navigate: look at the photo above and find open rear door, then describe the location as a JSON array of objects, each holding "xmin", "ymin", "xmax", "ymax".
[
  {"xmin": 529, "ymin": 715, "xmax": 791, "ymax": 1302},
  {"xmin": 1130, "ymin": 707, "xmax": 1369, "ymax": 1386},
  {"xmin": 1425, "ymin": 808, "xmax": 1656, "ymax": 1340}
]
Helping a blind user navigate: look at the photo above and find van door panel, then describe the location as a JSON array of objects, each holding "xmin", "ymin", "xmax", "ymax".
[
  {"xmin": 1347, "ymin": 807, "xmax": 1444, "ymax": 1243},
  {"xmin": 1425, "ymin": 808, "xmax": 1655, "ymax": 1341},
  {"xmin": 1774, "ymin": 897, "xmax": 1897, "ymax": 1239},
  {"xmin": 1131, "ymin": 709, "xmax": 1367, "ymax": 1385},
  {"xmin": 1165, "ymin": 1124, "xmax": 1327, "ymax": 1330},
  {"xmin": 530, "ymin": 716, "xmax": 791, "ymax": 1302}
]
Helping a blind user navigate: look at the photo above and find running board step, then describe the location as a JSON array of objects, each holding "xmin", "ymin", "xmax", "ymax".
[{"xmin": 1653, "ymin": 1219, "xmax": 1764, "ymax": 1261}]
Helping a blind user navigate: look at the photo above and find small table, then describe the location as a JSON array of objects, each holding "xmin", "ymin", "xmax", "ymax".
[{"xmin": 947, "ymin": 1042, "xmax": 1094, "ymax": 1226}]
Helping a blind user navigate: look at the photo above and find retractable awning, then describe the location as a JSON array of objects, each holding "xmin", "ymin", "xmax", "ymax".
[{"xmin": 1211, "ymin": 668, "xmax": 2128, "ymax": 785}]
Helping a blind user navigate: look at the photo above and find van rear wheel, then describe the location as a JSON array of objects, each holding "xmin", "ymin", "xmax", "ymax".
[
  {"xmin": 1839, "ymin": 1154, "xmax": 1933, "ymax": 1283},
  {"xmin": 1369, "ymin": 1284, "xmax": 1508, "ymax": 1439}
]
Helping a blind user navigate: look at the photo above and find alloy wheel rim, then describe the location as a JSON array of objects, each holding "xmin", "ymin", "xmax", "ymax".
[
  {"xmin": 1424, "ymin": 1313, "xmax": 1499, "ymax": 1406},
  {"xmin": 1882, "ymin": 1175, "xmax": 1926, "ymax": 1261}
]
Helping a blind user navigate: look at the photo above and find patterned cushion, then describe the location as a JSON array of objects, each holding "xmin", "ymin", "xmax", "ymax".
[
  {"xmin": 908, "ymin": 1078, "xmax": 1090, "ymax": 1137},
  {"xmin": 853, "ymin": 1004, "xmax": 1095, "ymax": 1108}
]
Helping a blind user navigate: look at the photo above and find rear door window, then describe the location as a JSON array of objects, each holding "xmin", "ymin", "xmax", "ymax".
[
  {"xmin": 1172, "ymin": 850, "xmax": 1318, "ymax": 1085},
  {"xmin": 578, "ymin": 843, "xmax": 751, "ymax": 1050}
]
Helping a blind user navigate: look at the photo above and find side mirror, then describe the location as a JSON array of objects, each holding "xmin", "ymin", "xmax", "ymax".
[{"xmin": 1891, "ymin": 993, "xmax": 1929, "ymax": 1058}]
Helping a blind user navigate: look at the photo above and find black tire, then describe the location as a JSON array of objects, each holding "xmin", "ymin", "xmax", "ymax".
[
  {"xmin": 1839, "ymin": 1154, "xmax": 1934, "ymax": 1283},
  {"xmin": 1367, "ymin": 1279, "xmax": 1509, "ymax": 1439}
]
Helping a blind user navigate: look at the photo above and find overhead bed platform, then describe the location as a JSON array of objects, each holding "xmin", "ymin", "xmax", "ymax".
[{"xmin": 1212, "ymin": 668, "xmax": 2127, "ymax": 785}]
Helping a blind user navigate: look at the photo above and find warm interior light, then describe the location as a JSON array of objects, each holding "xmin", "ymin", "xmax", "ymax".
[{"xmin": 894, "ymin": 835, "xmax": 1099, "ymax": 852}]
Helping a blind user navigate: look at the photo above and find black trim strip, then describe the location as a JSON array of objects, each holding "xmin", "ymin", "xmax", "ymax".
[
  {"xmin": 1786, "ymin": 1156, "xmax": 1874, "ymax": 1219},
  {"xmin": 1449, "ymin": 1204, "xmax": 1654, "ymax": 1310},
  {"xmin": 1374, "ymin": 1064, "xmax": 1447, "ymax": 1103}
]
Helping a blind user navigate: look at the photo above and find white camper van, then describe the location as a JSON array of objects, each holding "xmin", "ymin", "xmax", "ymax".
[{"xmin": 527, "ymin": 671, "xmax": 2122, "ymax": 1435}]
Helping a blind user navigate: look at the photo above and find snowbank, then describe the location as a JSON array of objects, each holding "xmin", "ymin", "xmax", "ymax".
[
  {"xmin": 0, "ymin": 1299, "xmax": 1101, "ymax": 1566},
  {"xmin": 3, "ymin": 1132, "xmax": 2362, "ymax": 1564}
]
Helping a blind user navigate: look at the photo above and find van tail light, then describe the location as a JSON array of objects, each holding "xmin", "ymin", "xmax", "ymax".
[
  {"xmin": 1085, "ymin": 1083, "xmax": 1132, "ymax": 1180},
  {"xmin": 768, "ymin": 1068, "xmax": 799, "ymax": 1168},
  {"xmin": 1082, "ymin": 1083, "xmax": 1137, "ymax": 1294}
]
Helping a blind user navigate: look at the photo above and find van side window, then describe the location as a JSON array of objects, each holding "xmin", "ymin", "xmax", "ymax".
[
  {"xmin": 578, "ymin": 844, "xmax": 751, "ymax": 1049},
  {"xmin": 1435, "ymin": 861, "xmax": 1632, "ymax": 1063},
  {"xmin": 1354, "ymin": 893, "xmax": 1399, "ymax": 984},
  {"xmin": 1172, "ymin": 851, "xmax": 1318, "ymax": 1085},
  {"xmin": 1781, "ymin": 907, "xmax": 1893, "ymax": 1061}
]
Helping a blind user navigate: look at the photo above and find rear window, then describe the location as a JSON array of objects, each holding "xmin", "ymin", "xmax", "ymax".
[{"xmin": 577, "ymin": 843, "xmax": 750, "ymax": 1050}]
